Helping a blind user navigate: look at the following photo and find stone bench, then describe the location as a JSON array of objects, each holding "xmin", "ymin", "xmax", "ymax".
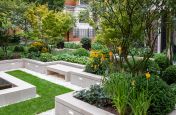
[{"xmin": 46, "ymin": 64, "xmax": 83, "ymax": 81}]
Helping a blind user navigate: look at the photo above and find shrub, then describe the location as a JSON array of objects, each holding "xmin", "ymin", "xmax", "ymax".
[
  {"xmin": 73, "ymin": 85, "xmax": 111, "ymax": 107},
  {"xmin": 80, "ymin": 37, "xmax": 91, "ymax": 50},
  {"xmin": 73, "ymin": 48, "xmax": 89, "ymax": 57},
  {"xmin": 56, "ymin": 39, "xmax": 64, "ymax": 49},
  {"xmin": 135, "ymin": 76, "xmax": 176, "ymax": 115},
  {"xmin": 85, "ymin": 48, "xmax": 111, "ymax": 75},
  {"xmin": 154, "ymin": 53, "xmax": 169, "ymax": 72},
  {"xmin": 14, "ymin": 46, "xmax": 24, "ymax": 52},
  {"xmin": 39, "ymin": 53, "xmax": 54, "ymax": 62},
  {"xmin": 124, "ymin": 59, "xmax": 160, "ymax": 75},
  {"xmin": 162, "ymin": 65, "xmax": 176, "ymax": 85},
  {"xmin": 56, "ymin": 54, "xmax": 88, "ymax": 65},
  {"xmin": 26, "ymin": 52, "xmax": 40, "ymax": 59},
  {"xmin": 64, "ymin": 42, "xmax": 81, "ymax": 49},
  {"xmin": 91, "ymin": 42, "xmax": 105, "ymax": 50},
  {"xmin": 30, "ymin": 41, "xmax": 48, "ymax": 52},
  {"xmin": 28, "ymin": 46, "xmax": 39, "ymax": 53}
]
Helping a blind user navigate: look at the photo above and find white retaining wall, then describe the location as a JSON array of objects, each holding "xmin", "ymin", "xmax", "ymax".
[{"xmin": 55, "ymin": 92, "xmax": 114, "ymax": 115}]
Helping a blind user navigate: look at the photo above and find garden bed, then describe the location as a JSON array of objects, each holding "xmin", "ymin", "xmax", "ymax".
[
  {"xmin": 0, "ymin": 72, "xmax": 36, "ymax": 107},
  {"xmin": 0, "ymin": 70, "xmax": 71, "ymax": 114},
  {"xmin": 55, "ymin": 92, "xmax": 115, "ymax": 115}
]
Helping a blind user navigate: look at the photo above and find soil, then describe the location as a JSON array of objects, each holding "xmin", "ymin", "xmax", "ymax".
[{"xmin": 0, "ymin": 78, "xmax": 13, "ymax": 90}]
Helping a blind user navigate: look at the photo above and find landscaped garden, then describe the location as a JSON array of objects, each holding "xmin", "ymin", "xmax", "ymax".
[{"xmin": 0, "ymin": 0, "xmax": 176, "ymax": 115}]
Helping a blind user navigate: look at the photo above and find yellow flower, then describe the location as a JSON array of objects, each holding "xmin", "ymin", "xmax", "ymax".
[
  {"xmin": 118, "ymin": 46, "xmax": 122, "ymax": 54},
  {"xmin": 101, "ymin": 54, "xmax": 105, "ymax": 62},
  {"xmin": 146, "ymin": 72, "xmax": 151, "ymax": 80},
  {"xmin": 131, "ymin": 80, "xmax": 136, "ymax": 86}
]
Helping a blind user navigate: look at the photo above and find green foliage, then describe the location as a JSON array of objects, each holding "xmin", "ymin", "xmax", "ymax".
[
  {"xmin": 73, "ymin": 85, "xmax": 111, "ymax": 107},
  {"xmin": 154, "ymin": 53, "xmax": 170, "ymax": 72},
  {"xmin": 91, "ymin": 42, "xmax": 106, "ymax": 50},
  {"xmin": 129, "ymin": 89, "xmax": 151, "ymax": 115},
  {"xmin": 73, "ymin": 48, "xmax": 89, "ymax": 57},
  {"xmin": 80, "ymin": 37, "xmax": 91, "ymax": 50},
  {"xmin": 124, "ymin": 59, "xmax": 160, "ymax": 75},
  {"xmin": 56, "ymin": 54, "xmax": 88, "ymax": 65},
  {"xmin": 162, "ymin": 65, "xmax": 176, "ymax": 85},
  {"xmin": 104, "ymin": 73, "xmax": 131, "ymax": 115},
  {"xmin": 56, "ymin": 38, "xmax": 64, "ymax": 49},
  {"xmin": 25, "ymin": 0, "xmax": 65, "ymax": 11},
  {"xmin": 129, "ymin": 47, "xmax": 151, "ymax": 57},
  {"xmin": 30, "ymin": 41, "xmax": 49, "ymax": 53},
  {"xmin": 14, "ymin": 45, "xmax": 25, "ymax": 52},
  {"xmin": 39, "ymin": 53, "xmax": 54, "ymax": 62},
  {"xmin": 28, "ymin": 46, "xmax": 39, "ymax": 53},
  {"xmin": 135, "ymin": 76, "xmax": 176, "ymax": 115},
  {"xmin": 64, "ymin": 42, "xmax": 81, "ymax": 49}
]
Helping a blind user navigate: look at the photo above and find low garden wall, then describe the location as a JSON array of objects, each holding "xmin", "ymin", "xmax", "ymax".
[
  {"xmin": 0, "ymin": 59, "xmax": 24, "ymax": 71},
  {"xmin": 0, "ymin": 59, "xmax": 85, "ymax": 74},
  {"xmin": 55, "ymin": 92, "xmax": 114, "ymax": 115},
  {"xmin": 0, "ymin": 59, "xmax": 101, "ymax": 88},
  {"xmin": 70, "ymin": 71, "xmax": 102, "ymax": 88}
]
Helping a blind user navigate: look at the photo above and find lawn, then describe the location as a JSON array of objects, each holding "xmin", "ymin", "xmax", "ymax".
[{"xmin": 0, "ymin": 70, "xmax": 72, "ymax": 115}]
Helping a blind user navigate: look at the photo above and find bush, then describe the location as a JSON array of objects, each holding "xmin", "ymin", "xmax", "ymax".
[
  {"xmin": 73, "ymin": 48, "xmax": 89, "ymax": 57},
  {"xmin": 85, "ymin": 48, "xmax": 111, "ymax": 75},
  {"xmin": 162, "ymin": 65, "xmax": 176, "ymax": 85},
  {"xmin": 80, "ymin": 37, "xmax": 91, "ymax": 50},
  {"xmin": 30, "ymin": 41, "xmax": 48, "ymax": 52},
  {"xmin": 26, "ymin": 52, "xmax": 40, "ymax": 59},
  {"xmin": 28, "ymin": 46, "xmax": 39, "ymax": 53},
  {"xmin": 64, "ymin": 42, "xmax": 81, "ymax": 49},
  {"xmin": 91, "ymin": 42, "xmax": 105, "ymax": 50},
  {"xmin": 14, "ymin": 46, "xmax": 24, "ymax": 52},
  {"xmin": 154, "ymin": 53, "xmax": 169, "ymax": 72},
  {"xmin": 135, "ymin": 76, "xmax": 176, "ymax": 115},
  {"xmin": 56, "ymin": 39, "xmax": 64, "ymax": 49},
  {"xmin": 124, "ymin": 59, "xmax": 160, "ymax": 75},
  {"xmin": 39, "ymin": 53, "xmax": 54, "ymax": 62},
  {"xmin": 56, "ymin": 54, "xmax": 88, "ymax": 65},
  {"xmin": 73, "ymin": 85, "xmax": 111, "ymax": 107}
]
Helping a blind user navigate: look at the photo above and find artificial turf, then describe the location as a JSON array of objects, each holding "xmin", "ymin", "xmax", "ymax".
[{"xmin": 0, "ymin": 70, "xmax": 72, "ymax": 115}]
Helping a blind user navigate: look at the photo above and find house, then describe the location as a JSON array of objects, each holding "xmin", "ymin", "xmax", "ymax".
[{"xmin": 64, "ymin": 0, "xmax": 95, "ymax": 41}]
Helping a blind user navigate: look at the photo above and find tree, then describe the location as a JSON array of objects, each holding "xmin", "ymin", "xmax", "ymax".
[
  {"xmin": 0, "ymin": 14, "xmax": 13, "ymax": 58},
  {"xmin": 42, "ymin": 11, "xmax": 74, "ymax": 45},
  {"xmin": 24, "ymin": 0, "xmax": 65, "ymax": 11},
  {"xmin": 88, "ymin": 0, "xmax": 165, "ymax": 74},
  {"xmin": 25, "ymin": 4, "xmax": 74, "ymax": 45}
]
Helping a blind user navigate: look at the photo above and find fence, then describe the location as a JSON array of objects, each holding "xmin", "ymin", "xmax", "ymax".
[{"xmin": 72, "ymin": 28, "xmax": 95, "ymax": 38}]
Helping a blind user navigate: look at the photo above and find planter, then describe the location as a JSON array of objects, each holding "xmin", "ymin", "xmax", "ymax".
[
  {"xmin": 0, "ymin": 72, "xmax": 36, "ymax": 107},
  {"xmin": 70, "ymin": 71, "xmax": 102, "ymax": 88},
  {"xmin": 65, "ymin": 0, "xmax": 78, "ymax": 6},
  {"xmin": 55, "ymin": 92, "xmax": 114, "ymax": 115}
]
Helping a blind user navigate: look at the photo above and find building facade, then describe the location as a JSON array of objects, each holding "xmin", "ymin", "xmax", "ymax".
[{"xmin": 64, "ymin": 0, "xmax": 95, "ymax": 41}]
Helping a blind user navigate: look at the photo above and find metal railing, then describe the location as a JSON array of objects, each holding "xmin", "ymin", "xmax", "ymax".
[{"xmin": 73, "ymin": 28, "xmax": 95, "ymax": 38}]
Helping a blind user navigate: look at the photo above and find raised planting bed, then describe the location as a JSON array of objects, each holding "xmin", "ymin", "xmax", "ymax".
[
  {"xmin": 0, "ymin": 72, "xmax": 36, "ymax": 107},
  {"xmin": 55, "ymin": 92, "xmax": 115, "ymax": 115},
  {"xmin": 0, "ymin": 70, "xmax": 72, "ymax": 115},
  {"xmin": 0, "ymin": 78, "xmax": 14, "ymax": 90},
  {"xmin": 70, "ymin": 71, "xmax": 102, "ymax": 88}
]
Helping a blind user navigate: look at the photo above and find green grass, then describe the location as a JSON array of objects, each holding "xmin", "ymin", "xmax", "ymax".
[{"xmin": 0, "ymin": 70, "xmax": 72, "ymax": 115}]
